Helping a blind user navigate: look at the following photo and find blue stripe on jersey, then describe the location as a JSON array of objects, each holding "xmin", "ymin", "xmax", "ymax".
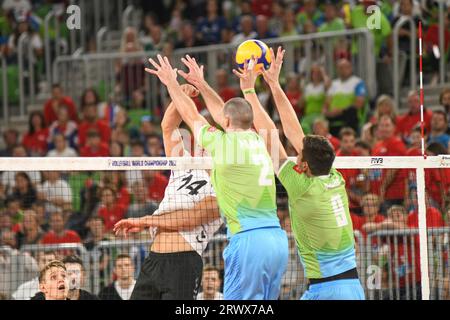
[{"xmin": 315, "ymin": 246, "xmax": 357, "ymax": 278}]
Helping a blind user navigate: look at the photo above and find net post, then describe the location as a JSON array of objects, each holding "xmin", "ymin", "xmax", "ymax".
[{"xmin": 416, "ymin": 165, "xmax": 430, "ymax": 300}]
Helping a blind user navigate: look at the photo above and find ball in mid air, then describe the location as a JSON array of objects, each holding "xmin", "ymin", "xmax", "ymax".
[{"xmin": 235, "ymin": 39, "xmax": 272, "ymax": 71}]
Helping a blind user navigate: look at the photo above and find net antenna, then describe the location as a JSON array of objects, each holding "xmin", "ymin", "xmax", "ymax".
[{"xmin": 419, "ymin": 21, "xmax": 426, "ymax": 159}]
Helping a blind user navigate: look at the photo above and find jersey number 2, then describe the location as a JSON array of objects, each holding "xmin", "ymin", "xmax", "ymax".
[
  {"xmin": 177, "ymin": 175, "xmax": 208, "ymax": 195},
  {"xmin": 252, "ymin": 155, "xmax": 272, "ymax": 186},
  {"xmin": 331, "ymin": 194, "xmax": 348, "ymax": 227}
]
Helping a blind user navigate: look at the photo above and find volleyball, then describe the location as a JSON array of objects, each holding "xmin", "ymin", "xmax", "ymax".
[{"xmin": 235, "ymin": 39, "xmax": 272, "ymax": 71}]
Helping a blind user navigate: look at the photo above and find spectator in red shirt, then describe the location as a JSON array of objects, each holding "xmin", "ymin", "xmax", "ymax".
[
  {"xmin": 43, "ymin": 84, "xmax": 78, "ymax": 126},
  {"xmin": 96, "ymin": 186, "xmax": 127, "ymax": 232},
  {"xmin": 22, "ymin": 111, "xmax": 49, "ymax": 156},
  {"xmin": 41, "ymin": 211, "xmax": 81, "ymax": 245},
  {"xmin": 396, "ymin": 90, "xmax": 432, "ymax": 140},
  {"xmin": 79, "ymin": 130, "xmax": 110, "ymax": 157},
  {"xmin": 372, "ymin": 115, "xmax": 407, "ymax": 212},
  {"xmin": 336, "ymin": 128, "xmax": 368, "ymax": 213},
  {"xmin": 142, "ymin": 170, "xmax": 169, "ymax": 202},
  {"xmin": 215, "ymin": 69, "xmax": 238, "ymax": 103},
  {"xmin": 370, "ymin": 95, "xmax": 398, "ymax": 125},
  {"xmin": 285, "ymin": 72, "xmax": 302, "ymax": 117},
  {"xmin": 78, "ymin": 103, "xmax": 111, "ymax": 148},
  {"xmin": 351, "ymin": 194, "xmax": 385, "ymax": 237},
  {"xmin": 312, "ymin": 117, "xmax": 340, "ymax": 151},
  {"xmin": 100, "ymin": 172, "xmax": 130, "ymax": 210},
  {"xmin": 424, "ymin": 143, "xmax": 450, "ymax": 210}
]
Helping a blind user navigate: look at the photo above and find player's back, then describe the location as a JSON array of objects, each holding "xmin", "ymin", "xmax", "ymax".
[
  {"xmin": 278, "ymin": 161, "xmax": 356, "ymax": 279},
  {"xmin": 198, "ymin": 125, "xmax": 279, "ymax": 237}
]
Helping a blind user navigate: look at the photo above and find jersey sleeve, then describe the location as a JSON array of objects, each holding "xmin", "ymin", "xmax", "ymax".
[
  {"xmin": 354, "ymin": 80, "xmax": 367, "ymax": 97},
  {"xmin": 277, "ymin": 160, "xmax": 309, "ymax": 197},
  {"xmin": 196, "ymin": 124, "xmax": 224, "ymax": 156}
]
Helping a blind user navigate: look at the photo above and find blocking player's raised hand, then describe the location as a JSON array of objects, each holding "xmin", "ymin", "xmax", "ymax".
[
  {"xmin": 232, "ymin": 57, "xmax": 261, "ymax": 91},
  {"xmin": 178, "ymin": 55, "xmax": 205, "ymax": 88},
  {"xmin": 261, "ymin": 47, "xmax": 285, "ymax": 87},
  {"xmin": 180, "ymin": 83, "xmax": 200, "ymax": 98},
  {"xmin": 145, "ymin": 54, "xmax": 178, "ymax": 86}
]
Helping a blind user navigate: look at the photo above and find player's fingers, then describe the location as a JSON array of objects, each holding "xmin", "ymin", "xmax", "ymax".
[
  {"xmin": 148, "ymin": 58, "xmax": 160, "ymax": 70},
  {"xmin": 269, "ymin": 47, "xmax": 276, "ymax": 63},
  {"xmin": 200, "ymin": 65, "xmax": 204, "ymax": 74},
  {"xmin": 157, "ymin": 54, "xmax": 166, "ymax": 67},
  {"xmin": 232, "ymin": 69, "xmax": 244, "ymax": 78},
  {"xmin": 163, "ymin": 56, "xmax": 173, "ymax": 68},
  {"xmin": 145, "ymin": 68, "xmax": 158, "ymax": 76},
  {"xmin": 178, "ymin": 69, "xmax": 189, "ymax": 80}
]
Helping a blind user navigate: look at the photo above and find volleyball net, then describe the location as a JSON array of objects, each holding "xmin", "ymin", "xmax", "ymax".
[{"xmin": 0, "ymin": 156, "xmax": 449, "ymax": 300}]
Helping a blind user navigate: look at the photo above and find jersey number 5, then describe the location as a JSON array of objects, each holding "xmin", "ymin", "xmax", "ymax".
[
  {"xmin": 331, "ymin": 194, "xmax": 348, "ymax": 227},
  {"xmin": 177, "ymin": 175, "xmax": 208, "ymax": 195}
]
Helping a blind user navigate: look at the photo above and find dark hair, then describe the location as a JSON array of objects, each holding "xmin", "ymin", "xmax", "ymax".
[
  {"xmin": 355, "ymin": 139, "xmax": 371, "ymax": 151},
  {"xmin": 302, "ymin": 135, "xmax": 335, "ymax": 176},
  {"xmin": 433, "ymin": 109, "xmax": 448, "ymax": 123},
  {"xmin": 427, "ymin": 142, "xmax": 447, "ymax": 155},
  {"xmin": 62, "ymin": 255, "xmax": 84, "ymax": 270},
  {"xmin": 110, "ymin": 141, "xmax": 124, "ymax": 157},
  {"xmin": 339, "ymin": 127, "xmax": 356, "ymax": 140},
  {"xmin": 39, "ymin": 260, "xmax": 66, "ymax": 283},
  {"xmin": 80, "ymin": 88, "xmax": 100, "ymax": 108},
  {"xmin": 130, "ymin": 139, "xmax": 145, "ymax": 149},
  {"xmin": 14, "ymin": 171, "xmax": 32, "ymax": 187},
  {"xmin": 115, "ymin": 254, "xmax": 132, "ymax": 265},
  {"xmin": 52, "ymin": 84, "xmax": 62, "ymax": 90},
  {"xmin": 203, "ymin": 265, "xmax": 220, "ymax": 274},
  {"xmin": 28, "ymin": 111, "xmax": 46, "ymax": 134}
]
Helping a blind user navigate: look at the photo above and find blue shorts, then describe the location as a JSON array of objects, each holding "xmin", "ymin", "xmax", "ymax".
[
  {"xmin": 301, "ymin": 279, "xmax": 365, "ymax": 300},
  {"xmin": 223, "ymin": 227, "xmax": 289, "ymax": 300}
]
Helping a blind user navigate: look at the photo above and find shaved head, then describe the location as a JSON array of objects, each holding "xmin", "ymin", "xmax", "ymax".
[{"xmin": 223, "ymin": 98, "xmax": 254, "ymax": 130}]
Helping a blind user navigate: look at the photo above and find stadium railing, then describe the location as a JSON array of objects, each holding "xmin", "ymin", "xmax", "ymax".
[
  {"xmin": 17, "ymin": 32, "xmax": 36, "ymax": 119},
  {"xmin": 52, "ymin": 28, "xmax": 376, "ymax": 114},
  {"xmin": 0, "ymin": 52, "xmax": 8, "ymax": 123},
  {"xmin": 365, "ymin": 228, "xmax": 450, "ymax": 300},
  {"xmin": 392, "ymin": 16, "xmax": 417, "ymax": 110}
]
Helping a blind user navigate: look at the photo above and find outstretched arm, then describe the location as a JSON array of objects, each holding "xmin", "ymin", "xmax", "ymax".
[
  {"xmin": 161, "ymin": 84, "xmax": 200, "ymax": 157},
  {"xmin": 178, "ymin": 55, "xmax": 226, "ymax": 128},
  {"xmin": 113, "ymin": 196, "xmax": 220, "ymax": 236},
  {"xmin": 232, "ymin": 58, "xmax": 287, "ymax": 171},
  {"xmin": 145, "ymin": 55, "xmax": 208, "ymax": 138},
  {"xmin": 262, "ymin": 47, "xmax": 305, "ymax": 155}
]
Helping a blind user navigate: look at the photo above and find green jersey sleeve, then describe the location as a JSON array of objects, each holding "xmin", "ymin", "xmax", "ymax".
[
  {"xmin": 197, "ymin": 124, "xmax": 224, "ymax": 156},
  {"xmin": 277, "ymin": 160, "xmax": 310, "ymax": 197}
]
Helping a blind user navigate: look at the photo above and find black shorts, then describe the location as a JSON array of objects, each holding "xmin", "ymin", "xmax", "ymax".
[{"xmin": 130, "ymin": 251, "xmax": 203, "ymax": 300}]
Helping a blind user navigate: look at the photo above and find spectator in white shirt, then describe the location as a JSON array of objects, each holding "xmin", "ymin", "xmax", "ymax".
[
  {"xmin": 12, "ymin": 251, "xmax": 56, "ymax": 300},
  {"xmin": 98, "ymin": 254, "xmax": 136, "ymax": 300},
  {"xmin": 47, "ymin": 134, "xmax": 78, "ymax": 157},
  {"xmin": 37, "ymin": 171, "xmax": 72, "ymax": 213},
  {"xmin": 197, "ymin": 266, "xmax": 224, "ymax": 300}
]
